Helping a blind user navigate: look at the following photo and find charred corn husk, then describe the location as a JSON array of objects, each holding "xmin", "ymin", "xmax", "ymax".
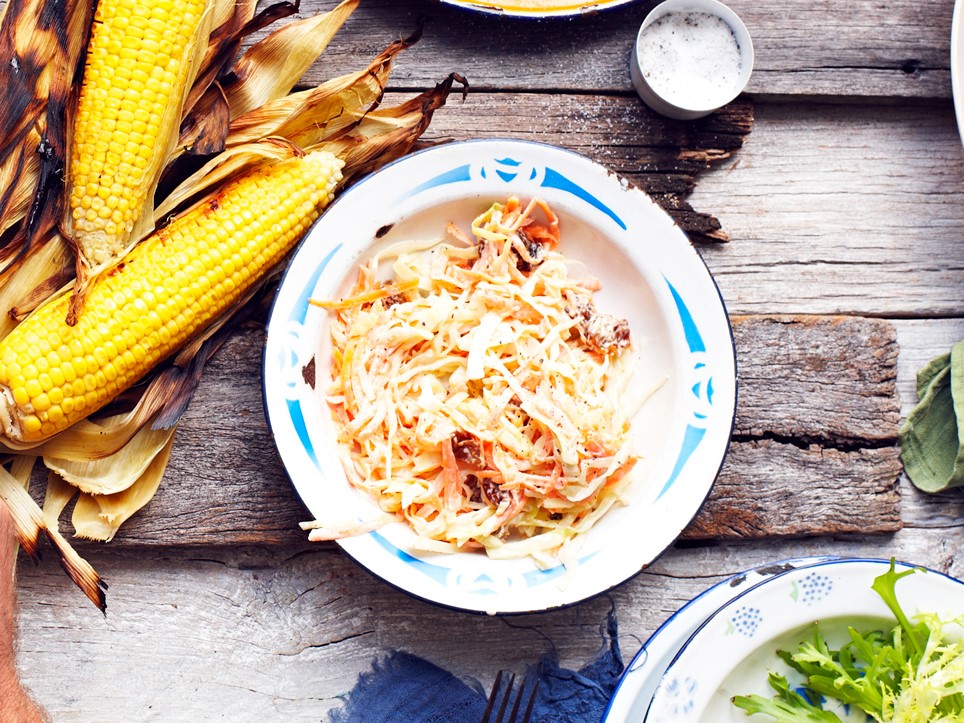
[
  {"xmin": 0, "ymin": 150, "xmax": 343, "ymax": 444},
  {"xmin": 63, "ymin": 0, "xmax": 211, "ymax": 273}
]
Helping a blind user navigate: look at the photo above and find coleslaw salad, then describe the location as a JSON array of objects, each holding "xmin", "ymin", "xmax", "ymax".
[{"xmin": 307, "ymin": 197, "xmax": 649, "ymax": 567}]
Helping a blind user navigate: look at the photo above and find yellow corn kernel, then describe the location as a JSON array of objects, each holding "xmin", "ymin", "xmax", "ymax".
[
  {"xmin": 0, "ymin": 151, "xmax": 343, "ymax": 443},
  {"xmin": 64, "ymin": 0, "xmax": 209, "ymax": 268}
]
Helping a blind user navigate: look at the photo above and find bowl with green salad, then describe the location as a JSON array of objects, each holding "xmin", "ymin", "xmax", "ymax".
[{"xmin": 645, "ymin": 557, "xmax": 964, "ymax": 722}]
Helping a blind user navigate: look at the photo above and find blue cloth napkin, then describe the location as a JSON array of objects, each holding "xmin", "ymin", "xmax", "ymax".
[{"xmin": 329, "ymin": 607, "xmax": 624, "ymax": 723}]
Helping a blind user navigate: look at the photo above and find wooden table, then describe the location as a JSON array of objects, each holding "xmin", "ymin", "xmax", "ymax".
[{"xmin": 13, "ymin": 0, "xmax": 964, "ymax": 719}]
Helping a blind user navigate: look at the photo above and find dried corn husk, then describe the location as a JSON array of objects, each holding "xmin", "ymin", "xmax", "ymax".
[
  {"xmin": 42, "ymin": 471, "xmax": 78, "ymax": 529},
  {"xmin": 0, "ymin": 130, "xmax": 42, "ymax": 239},
  {"xmin": 223, "ymin": 0, "xmax": 359, "ymax": 117},
  {"xmin": 0, "ymin": 0, "xmax": 92, "ymax": 294},
  {"xmin": 45, "ymin": 419, "xmax": 176, "ymax": 496},
  {"xmin": 0, "ymin": 460, "xmax": 106, "ymax": 610},
  {"xmin": 0, "ymin": 460, "xmax": 44, "ymax": 559},
  {"xmin": 0, "ymin": 0, "xmax": 60, "ymax": 161},
  {"xmin": 178, "ymin": 0, "xmax": 313, "ymax": 154},
  {"xmin": 3, "ymin": 233, "xmax": 75, "ymax": 323},
  {"xmin": 314, "ymin": 73, "xmax": 468, "ymax": 182},
  {"xmin": 71, "ymin": 432, "xmax": 175, "ymax": 542},
  {"xmin": 223, "ymin": 35, "xmax": 408, "ymax": 149},
  {"xmin": 0, "ymin": 0, "xmax": 464, "ymax": 609}
]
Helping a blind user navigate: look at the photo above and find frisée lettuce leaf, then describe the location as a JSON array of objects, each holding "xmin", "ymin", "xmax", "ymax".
[
  {"xmin": 732, "ymin": 560, "xmax": 964, "ymax": 722},
  {"xmin": 733, "ymin": 672, "xmax": 842, "ymax": 722}
]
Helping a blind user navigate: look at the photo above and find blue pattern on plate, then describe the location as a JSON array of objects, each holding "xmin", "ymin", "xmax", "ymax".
[
  {"xmin": 370, "ymin": 531, "xmax": 450, "ymax": 586},
  {"xmin": 405, "ymin": 164, "xmax": 473, "ymax": 199},
  {"xmin": 281, "ymin": 244, "xmax": 340, "ymax": 474},
  {"xmin": 293, "ymin": 244, "xmax": 340, "ymax": 325},
  {"xmin": 667, "ymin": 277, "xmax": 707, "ymax": 354},
  {"xmin": 727, "ymin": 605, "xmax": 764, "ymax": 637},
  {"xmin": 658, "ymin": 425, "xmax": 707, "ymax": 499},
  {"xmin": 540, "ymin": 167, "xmax": 626, "ymax": 230},
  {"xmin": 283, "ymin": 154, "xmax": 717, "ymax": 596},
  {"xmin": 792, "ymin": 572, "xmax": 835, "ymax": 606},
  {"xmin": 287, "ymin": 399, "xmax": 320, "ymax": 470},
  {"xmin": 659, "ymin": 676, "xmax": 698, "ymax": 717},
  {"xmin": 395, "ymin": 157, "xmax": 627, "ymax": 230},
  {"xmin": 656, "ymin": 278, "xmax": 714, "ymax": 500}
]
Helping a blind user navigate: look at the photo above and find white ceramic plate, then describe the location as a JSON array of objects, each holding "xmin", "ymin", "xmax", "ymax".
[
  {"xmin": 954, "ymin": 0, "xmax": 964, "ymax": 148},
  {"xmin": 440, "ymin": 0, "xmax": 634, "ymax": 19},
  {"xmin": 262, "ymin": 139, "xmax": 736, "ymax": 614},
  {"xmin": 602, "ymin": 557, "xmax": 836, "ymax": 722},
  {"xmin": 647, "ymin": 558, "xmax": 964, "ymax": 722}
]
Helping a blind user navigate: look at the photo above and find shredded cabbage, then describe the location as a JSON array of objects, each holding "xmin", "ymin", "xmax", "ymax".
[{"xmin": 313, "ymin": 197, "xmax": 643, "ymax": 562}]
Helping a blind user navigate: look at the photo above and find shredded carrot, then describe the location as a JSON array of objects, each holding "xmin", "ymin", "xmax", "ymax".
[
  {"xmin": 318, "ymin": 197, "xmax": 641, "ymax": 562},
  {"xmin": 310, "ymin": 278, "xmax": 419, "ymax": 309}
]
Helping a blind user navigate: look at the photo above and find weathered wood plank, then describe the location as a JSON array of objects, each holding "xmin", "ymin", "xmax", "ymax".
[
  {"xmin": 683, "ymin": 440, "xmax": 902, "ymax": 540},
  {"xmin": 894, "ymin": 319, "xmax": 964, "ymax": 419},
  {"xmin": 287, "ymin": 0, "xmax": 953, "ymax": 98},
  {"xmin": 731, "ymin": 315, "xmax": 900, "ymax": 444},
  {"xmin": 413, "ymin": 94, "xmax": 757, "ymax": 244},
  {"xmin": 13, "ymin": 525, "xmax": 961, "ymax": 721},
  {"xmin": 685, "ymin": 315, "xmax": 903, "ymax": 540},
  {"xmin": 411, "ymin": 93, "xmax": 964, "ymax": 316},
  {"xmin": 39, "ymin": 313, "xmax": 900, "ymax": 548},
  {"xmin": 690, "ymin": 100, "xmax": 964, "ymax": 317}
]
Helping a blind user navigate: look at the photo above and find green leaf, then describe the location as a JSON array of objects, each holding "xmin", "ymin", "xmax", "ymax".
[
  {"xmin": 733, "ymin": 560, "xmax": 964, "ymax": 722},
  {"xmin": 732, "ymin": 673, "xmax": 842, "ymax": 722},
  {"xmin": 870, "ymin": 559, "xmax": 927, "ymax": 660}
]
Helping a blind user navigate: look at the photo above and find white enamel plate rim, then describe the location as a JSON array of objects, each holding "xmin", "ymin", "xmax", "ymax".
[
  {"xmin": 646, "ymin": 557, "xmax": 964, "ymax": 722},
  {"xmin": 602, "ymin": 556, "xmax": 839, "ymax": 722},
  {"xmin": 262, "ymin": 139, "xmax": 737, "ymax": 614}
]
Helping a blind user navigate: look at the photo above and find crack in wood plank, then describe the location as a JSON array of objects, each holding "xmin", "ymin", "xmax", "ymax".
[{"xmin": 276, "ymin": 629, "xmax": 375, "ymax": 657}]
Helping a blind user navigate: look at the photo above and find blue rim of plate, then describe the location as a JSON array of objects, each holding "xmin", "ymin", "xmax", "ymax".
[
  {"xmin": 643, "ymin": 556, "xmax": 964, "ymax": 721},
  {"xmin": 262, "ymin": 138, "xmax": 738, "ymax": 614},
  {"xmin": 601, "ymin": 555, "xmax": 839, "ymax": 722}
]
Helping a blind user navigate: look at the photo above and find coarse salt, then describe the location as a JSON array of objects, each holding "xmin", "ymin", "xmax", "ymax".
[{"xmin": 637, "ymin": 11, "xmax": 743, "ymax": 110}]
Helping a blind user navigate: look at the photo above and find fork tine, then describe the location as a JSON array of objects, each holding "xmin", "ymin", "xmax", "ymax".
[
  {"xmin": 480, "ymin": 670, "xmax": 504, "ymax": 723},
  {"xmin": 506, "ymin": 674, "xmax": 527, "ymax": 723},
  {"xmin": 495, "ymin": 673, "xmax": 516, "ymax": 722},
  {"xmin": 481, "ymin": 670, "xmax": 540, "ymax": 723},
  {"xmin": 481, "ymin": 670, "xmax": 516, "ymax": 723},
  {"xmin": 516, "ymin": 677, "xmax": 539, "ymax": 723}
]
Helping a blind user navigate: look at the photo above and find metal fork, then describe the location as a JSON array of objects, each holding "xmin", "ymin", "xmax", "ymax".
[{"xmin": 480, "ymin": 669, "xmax": 539, "ymax": 723}]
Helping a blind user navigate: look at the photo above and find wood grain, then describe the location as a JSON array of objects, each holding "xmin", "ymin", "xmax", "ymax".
[
  {"xmin": 9, "ymin": 4, "xmax": 964, "ymax": 719},
  {"xmin": 731, "ymin": 315, "xmax": 900, "ymax": 445},
  {"xmin": 45, "ymin": 312, "xmax": 900, "ymax": 548},
  {"xmin": 14, "ymin": 524, "xmax": 961, "ymax": 721},
  {"xmin": 690, "ymin": 101, "xmax": 964, "ymax": 318},
  {"xmin": 286, "ymin": 0, "xmax": 954, "ymax": 99},
  {"xmin": 683, "ymin": 440, "xmax": 902, "ymax": 539},
  {"xmin": 412, "ymin": 94, "xmax": 964, "ymax": 317}
]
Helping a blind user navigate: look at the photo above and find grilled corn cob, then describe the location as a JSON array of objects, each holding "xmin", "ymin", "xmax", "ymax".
[
  {"xmin": 0, "ymin": 150, "xmax": 343, "ymax": 443},
  {"xmin": 63, "ymin": 0, "xmax": 211, "ymax": 271}
]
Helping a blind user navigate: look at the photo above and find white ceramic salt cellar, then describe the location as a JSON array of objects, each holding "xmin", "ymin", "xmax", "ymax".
[{"xmin": 630, "ymin": 0, "xmax": 754, "ymax": 120}]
